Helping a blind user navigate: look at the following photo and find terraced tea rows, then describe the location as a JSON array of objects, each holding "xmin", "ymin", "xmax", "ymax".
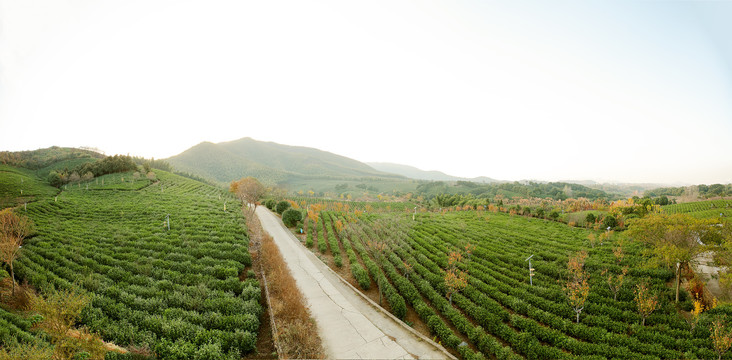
[
  {"xmin": 309, "ymin": 209, "xmax": 721, "ymax": 359},
  {"xmin": 13, "ymin": 170, "xmax": 260, "ymax": 359},
  {"xmin": 662, "ymin": 199, "xmax": 731, "ymax": 219}
]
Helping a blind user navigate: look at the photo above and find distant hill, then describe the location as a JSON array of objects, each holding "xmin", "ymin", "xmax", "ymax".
[
  {"xmin": 165, "ymin": 137, "xmax": 404, "ymax": 185},
  {"xmin": 367, "ymin": 162, "xmax": 499, "ymax": 183},
  {"xmin": 0, "ymin": 146, "xmax": 104, "ymax": 174}
]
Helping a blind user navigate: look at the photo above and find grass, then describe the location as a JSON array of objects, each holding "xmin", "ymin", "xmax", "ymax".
[{"xmin": 246, "ymin": 212, "xmax": 324, "ymax": 359}]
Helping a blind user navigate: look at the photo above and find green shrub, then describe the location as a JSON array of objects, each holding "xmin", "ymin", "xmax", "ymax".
[
  {"xmin": 275, "ymin": 200, "xmax": 290, "ymax": 214},
  {"xmin": 282, "ymin": 209, "xmax": 302, "ymax": 227},
  {"xmin": 193, "ymin": 341, "xmax": 226, "ymax": 360},
  {"xmin": 306, "ymin": 231, "xmax": 314, "ymax": 247}
]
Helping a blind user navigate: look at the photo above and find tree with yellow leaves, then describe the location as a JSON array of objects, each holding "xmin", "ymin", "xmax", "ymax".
[
  {"xmin": 564, "ymin": 250, "xmax": 589, "ymax": 323},
  {"xmin": 634, "ymin": 279, "xmax": 658, "ymax": 326},
  {"xmin": 229, "ymin": 177, "xmax": 267, "ymax": 214},
  {"xmin": 444, "ymin": 251, "xmax": 468, "ymax": 305},
  {"xmin": 627, "ymin": 213, "xmax": 718, "ymax": 302},
  {"xmin": 30, "ymin": 288, "xmax": 109, "ymax": 360}
]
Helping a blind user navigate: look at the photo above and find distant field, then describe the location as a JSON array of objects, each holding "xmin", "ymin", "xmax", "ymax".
[
  {"xmin": 662, "ymin": 199, "xmax": 732, "ymax": 218},
  {"xmin": 2, "ymin": 169, "xmax": 261, "ymax": 358}
]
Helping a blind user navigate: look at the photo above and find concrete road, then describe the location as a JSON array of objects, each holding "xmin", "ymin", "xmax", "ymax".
[{"xmin": 256, "ymin": 206, "xmax": 453, "ymax": 360}]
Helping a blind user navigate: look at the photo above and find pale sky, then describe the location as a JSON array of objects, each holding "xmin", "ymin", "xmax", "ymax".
[{"xmin": 1, "ymin": 0, "xmax": 731, "ymax": 185}]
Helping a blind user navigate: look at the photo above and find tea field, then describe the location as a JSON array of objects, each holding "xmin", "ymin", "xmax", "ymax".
[
  {"xmin": 662, "ymin": 199, "xmax": 732, "ymax": 219},
  {"xmin": 306, "ymin": 208, "xmax": 729, "ymax": 359},
  {"xmin": 0, "ymin": 165, "xmax": 58, "ymax": 208},
  {"xmin": 3, "ymin": 169, "xmax": 260, "ymax": 359}
]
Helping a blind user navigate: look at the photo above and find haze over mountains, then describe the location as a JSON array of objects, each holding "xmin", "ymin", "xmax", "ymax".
[
  {"xmin": 163, "ymin": 138, "xmax": 669, "ymax": 191},
  {"xmin": 164, "ymin": 137, "xmax": 404, "ymax": 185},
  {"xmin": 367, "ymin": 162, "xmax": 499, "ymax": 183}
]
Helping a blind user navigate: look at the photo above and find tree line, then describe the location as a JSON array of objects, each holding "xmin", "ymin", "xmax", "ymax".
[
  {"xmin": 47, "ymin": 155, "xmax": 138, "ymax": 187},
  {"xmin": 416, "ymin": 181, "xmax": 612, "ymax": 201},
  {"xmin": 646, "ymin": 184, "xmax": 731, "ymax": 199}
]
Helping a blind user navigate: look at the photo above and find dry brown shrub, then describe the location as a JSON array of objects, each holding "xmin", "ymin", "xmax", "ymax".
[{"xmin": 248, "ymin": 215, "xmax": 324, "ymax": 359}]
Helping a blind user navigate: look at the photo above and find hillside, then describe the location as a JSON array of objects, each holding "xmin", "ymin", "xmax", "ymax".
[
  {"xmin": 165, "ymin": 137, "xmax": 404, "ymax": 185},
  {"xmin": 0, "ymin": 165, "xmax": 58, "ymax": 208},
  {"xmin": 367, "ymin": 162, "xmax": 498, "ymax": 183},
  {"xmin": 0, "ymin": 165, "xmax": 262, "ymax": 358},
  {"xmin": 0, "ymin": 146, "xmax": 104, "ymax": 173}
]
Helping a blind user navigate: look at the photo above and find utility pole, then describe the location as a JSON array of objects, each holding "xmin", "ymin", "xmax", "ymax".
[
  {"xmin": 525, "ymin": 254, "xmax": 535, "ymax": 286},
  {"xmin": 413, "ymin": 206, "xmax": 417, "ymax": 221},
  {"xmin": 166, "ymin": 214, "xmax": 170, "ymax": 231}
]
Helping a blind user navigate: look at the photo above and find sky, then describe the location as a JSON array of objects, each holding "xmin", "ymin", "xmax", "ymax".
[{"xmin": 1, "ymin": 0, "xmax": 731, "ymax": 185}]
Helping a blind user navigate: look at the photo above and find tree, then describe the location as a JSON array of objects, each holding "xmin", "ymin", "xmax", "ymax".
[
  {"xmin": 30, "ymin": 288, "xmax": 108, "ymax": 360},
  {"xmin": 585, "ymin": 213, "xmax": 596, "ymax": 226},
  {"xmin": 48, "ymin": 171, "xmax": 63, "ymax": 187},
  {"xmin": 0, "ymin": 209, "xmax": 33, "ymax": 295},
  {"xmin": 230, "ymin": 177, "xmax": 267, "ymax": 213},
  {"xmin": 634, "ymin": 279, "xmax": 658, "ymax": 326},
  {"xmin": 68, "ymin": 172, "xmax": 81, "ymax": 183},
  {"xmin": 602, "ymin": 267, "xmax": 628, "ymax": 301},
  {"xmin": 444, "ymin": 251, "xmax": 468, "ymax": 305},
  {"xmin": 603, "ymin": 214, "xmax": 618, "ymax": 229},
  {"xmin": 627, "ymin": 213, "xmax": 711, "ymax": 302},
  {"xmin": 564, "ymin": 250, "xmax": 590, "ymax": 323},
  {"xmin": 711, "ymin": 316, "xmax": 732, "ymax": 360},
  {"xmin": 535, "ymin": 208, "xmax": 545, "ymax": 219},
  {"xmin": 307, "ymin": 204, "xmax": 323, "ymax": 225},
  {"xmin": 613, "ymin": 238, "xmax": 624, "ymax": 264},
  {"xmin": 282, "ymin": 209, "xmax": 302, "ymax": 227}
]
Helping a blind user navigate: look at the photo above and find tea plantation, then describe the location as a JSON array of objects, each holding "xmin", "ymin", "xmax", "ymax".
[
  {"xmin": 2, "ymin": 169, "xmax": 260, "ymax": 359},
  {"xmin": 308, "ymin": 208, "xmax": 730, "ymax": 359}
]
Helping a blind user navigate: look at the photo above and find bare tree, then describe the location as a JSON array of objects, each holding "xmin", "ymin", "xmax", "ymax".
[{"xmin": 0, "ymin": 209, "xmax": 33, "ymax": 295}]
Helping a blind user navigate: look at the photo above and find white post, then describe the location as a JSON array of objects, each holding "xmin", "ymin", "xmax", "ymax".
[{"xmin": 525, "ymin": 254, "xmax": 534, "ymax": 286}]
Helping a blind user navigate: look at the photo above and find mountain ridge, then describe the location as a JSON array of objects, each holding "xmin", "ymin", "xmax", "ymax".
[
  {"xmin": 164, "ymin": 137, "xmax": 404, "ymax": 185},
  {"xmin": 367, "ymin": 162, "xmax": 499, "ymax": 183}
]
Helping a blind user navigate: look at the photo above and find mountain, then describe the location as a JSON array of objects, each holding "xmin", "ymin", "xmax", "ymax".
[
  {"xmin": 367, "ymin": 162, "xmax": 499, "ymax": 183},
  {"xmin": 165, "ymin": 137, "xmax": 404, "ymax": 185}
]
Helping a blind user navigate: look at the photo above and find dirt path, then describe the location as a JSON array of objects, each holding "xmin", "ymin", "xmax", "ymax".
[{"xmin": 255, "ymin": 207, "xmax": 453, "ymax": 360}]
